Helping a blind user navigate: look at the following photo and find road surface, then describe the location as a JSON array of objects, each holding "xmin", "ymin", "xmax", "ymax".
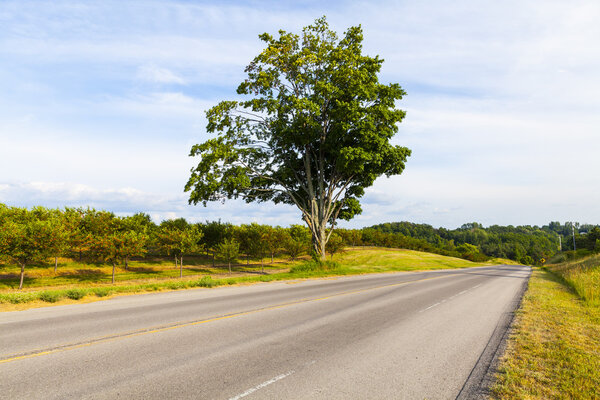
[{"xmin": 0, "ymin": 264, "xmax": 530, "ymax": 399}]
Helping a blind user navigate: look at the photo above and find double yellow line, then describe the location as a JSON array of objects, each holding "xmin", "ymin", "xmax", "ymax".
[{"xmin": 1, "ymin": 273, "xmax": 457, "ymax": 364}]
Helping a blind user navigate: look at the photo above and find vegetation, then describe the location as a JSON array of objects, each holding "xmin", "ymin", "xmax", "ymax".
[
  {"xmin": 3, "ymin": 202, "xmax": 599, "ymax": 293},
  {"xmin": 492, "ymin": 267, "xmax": 600, "ymax": 399},
  {"xmin": 0, "ymin": 247, "xmax": 499, "ymax": 309},
  {"xmin": 547, "ymin": 254, "xmax": 600, "ymax": 307},
  {"xmin": 185, "ymin": 17, "xmax": 411, "ymax": 260},
  {"xmin": 365, "ymin": 221, "xmax": 600, "ymax": 265}
]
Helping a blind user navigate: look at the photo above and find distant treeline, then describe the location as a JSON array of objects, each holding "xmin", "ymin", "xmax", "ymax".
[{"xmin": 364, "ymin": 221, "xmax": 600, "ymax": 265}]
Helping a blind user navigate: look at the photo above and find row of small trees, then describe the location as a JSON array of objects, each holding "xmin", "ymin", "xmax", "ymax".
[{"xmin": 0, "ymin": 204, "xmax": 346, "ymax": 289}]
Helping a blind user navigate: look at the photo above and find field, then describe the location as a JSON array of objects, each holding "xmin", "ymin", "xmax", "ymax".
[
  {"xmin": 0, "ymin": 247, "xmax": 507, "ymax": 310},
  {"xmin": 492, "ymin": 256, "xmax": 600, "ymax": 399}
]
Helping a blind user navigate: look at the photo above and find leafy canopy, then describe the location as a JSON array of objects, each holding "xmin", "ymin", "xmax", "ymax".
[{"xmin": 186, "ymin": 17, "xmax": 410, "ymax": 257}]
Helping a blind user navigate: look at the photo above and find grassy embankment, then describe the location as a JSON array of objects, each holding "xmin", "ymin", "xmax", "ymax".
[
  {"xmin": 0, "ymin": 247, "xmax": 511, "ymax": 310},
  {"xmin": 492, "ymin": 254, "xmax": 600, "ymax": 399}
]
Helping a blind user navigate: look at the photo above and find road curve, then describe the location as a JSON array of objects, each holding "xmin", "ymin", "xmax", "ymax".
[{"xmin": 0, "ymin": 265, "xmax": 530, "ymax": 399}]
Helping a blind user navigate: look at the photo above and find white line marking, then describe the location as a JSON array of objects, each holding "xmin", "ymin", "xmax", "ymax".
[
  {"xmin": 419, "ymin": 283, "xmax": 483, "ymax": 313},
  {"xmin": 229, "ymin": 370, "xmax": 295, "ymax": 400},
  {"xmin": 420, "ymin": 302, "xmax": 441, "ymax": 312}
]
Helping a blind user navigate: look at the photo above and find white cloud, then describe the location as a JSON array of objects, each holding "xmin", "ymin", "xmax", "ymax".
[{"xmin": 136, "ymin": 65, "xmax": 185, "ymax": 84}]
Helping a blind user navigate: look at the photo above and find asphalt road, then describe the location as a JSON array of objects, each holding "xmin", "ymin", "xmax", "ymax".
[{"xmin": 0, "ymin": 265, "xmax": 530, "ymax": 399}]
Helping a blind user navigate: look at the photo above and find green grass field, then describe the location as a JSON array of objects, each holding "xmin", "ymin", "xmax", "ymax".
[
  {"xmin": 492, "ymin": 259, "xmax": 600, "ymax": 399},
  {"xmin": 0, "ymin": 246, "xmax": 506, "ymax": 309}
]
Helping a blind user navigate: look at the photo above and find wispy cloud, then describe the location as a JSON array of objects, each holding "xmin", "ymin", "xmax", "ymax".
[{"xmin": 136, "ymin": 65, "xmax": 185, "ymax": 84}]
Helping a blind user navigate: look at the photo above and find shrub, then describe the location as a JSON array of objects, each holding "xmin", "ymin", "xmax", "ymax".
[
  {"xmin": 0, "ymin": 292, "xmax": 38, "ymax": 304},
  {"xmin": 196, "ymin": 276, "xmax": 216, "ymax": 288},
  {"xmin": 93, "ymin": 287, "xmax": 113, "ymax": 297},
  {"xmin": 66, "ymin": 289, "xmax": 87, "ymax": 300},
  {"xmin": 39, "ymin": 291, "xmax": 62, "ymax": 303},
  {"xmin": 290, "ymin": 260, "xmax": 340, "ymax": 273}
]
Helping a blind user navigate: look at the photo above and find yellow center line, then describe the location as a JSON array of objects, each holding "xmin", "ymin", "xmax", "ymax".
[{"xmin": 0, "ymin": 273, "xmax": 458, "ymax": 364}]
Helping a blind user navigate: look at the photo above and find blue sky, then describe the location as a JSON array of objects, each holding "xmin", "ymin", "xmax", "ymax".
[{"xmin": 1, "ymin": 0, "xmax": 599, "ymax": 228}]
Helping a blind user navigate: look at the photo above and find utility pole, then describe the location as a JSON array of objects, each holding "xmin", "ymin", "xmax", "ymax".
[{"xmin": 558, "ymin": 234, "xmax": 562, "ymax": 251}]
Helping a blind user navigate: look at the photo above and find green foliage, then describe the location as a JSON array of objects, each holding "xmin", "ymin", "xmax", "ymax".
[
  {"xmin": 0, "ymin": 292, "xmax": 39, "ymax": 304},
  {"xmin": 93, "ymin": 287, "xmax": 113, "ymax": 297},
  {"xmin": 39, "ymin": 291, "xmax": 62, "ymax": 303},
  {"xmin": 155, "ymin": 224, "xmax": 201, "ymax": 258},
  {"xmin": 365, "ymin": 221, "xmax": 566, "ymax": 264},
  {"xmin": 282, "ymin": 227, "xmax": 308, "ymax": 260},
  {"xmin": 290, "ymin": 259, "xmax": 341, "ymax": 273},
  {"xmin": 0, "ymin": 205, "xmax": 61, "ymax": 289},
  {"xmin": 66, "ymin": 288, "xmax": 87, "ymax": 300},
  {"xmin": 216, "ymin": 238, "xmax": 240, "ymax": 272},
  {"xmin": 186, "ymin": 17, "xmax": 410, "ymax": 259},
  {"xmin": 325, "ymin": 233, "xmax": 345, "ymax": 258}
]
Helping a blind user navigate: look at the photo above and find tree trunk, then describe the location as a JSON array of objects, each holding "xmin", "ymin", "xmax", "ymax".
[
  {"xmin": 112, "ymin": 262, "xmax": 116, "ymax": 284},
  {"xmin": 271, "ymin": 252, "xmax": 274, "ymax": 263},
  {"xmin": 212, "ymin": 252, "xmax": 215, "ymax": 267},
  {"xmin": 54, "ymin": 257, "xmax": 58, "ymax": 273},
  {"xmin": 19, "ymin": 263, "xmax": 25, "ymax": 290},
  {"xmin": 179, "ymin": 256, "xmax": 183, "ymax": 278},
  {"xmin": 125, "ymin": 256, "xmax": 129, "ymax": 270},
  {"xmin": 247, "ymin": 254, "xmax": 249, "ymax": 265},
  {"xmin": 261, "ymin": 258, "xmax": 264, "ymax": 274},
  {"xmin": 228, "ymin": 261, "xmax": 231, "ymax": 274}
]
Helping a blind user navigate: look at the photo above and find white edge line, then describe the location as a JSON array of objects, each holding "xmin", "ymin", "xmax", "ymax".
[{"xmin": 229, "ymin": 370, "xmax": 295, "ymax": 400}]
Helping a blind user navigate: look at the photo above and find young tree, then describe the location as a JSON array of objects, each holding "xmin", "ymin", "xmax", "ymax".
[
  {"xmin": 202, "ymin": 220, "xmax": 232, "ymax": 267},
  {"xmin": 155, "ymin": 225, "xmax": 202, "ymax": 277},
  {"xmin": 325, "ymin": 233, "xmax": 345, "ymax": 259},
  {"xmin": 120, "ymin": 215, "xmax": 151, "ymax": 270},
  {"xmin": 245, "ymin": 223, "xmax": 269, "ymax": 273},
  {"xmin": 264, "ymin": 226, "xmax": 287, "ymax": 263},
  {"xmin": 63, "ymin": 207, "xmax": 90, "ymax": 262},
  {"xmin": 0, "ymin": 206, "xmax": 57, "ymax": 289},
  {"xmin": 186, "ymin": 17, "xmax": 410, "ymax": 260},
  {"xmin": 282, "ymin": 225, "xmax": 310, "ymax": 261},
  {"xmin": 216, "ymin": 238, "xmax": 240, "ymax": 274}
]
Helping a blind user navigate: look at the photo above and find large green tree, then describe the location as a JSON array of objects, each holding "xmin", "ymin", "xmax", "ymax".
[{"xmin": 186, "ymin": 17, "xmax": 410, "ymax": 260}]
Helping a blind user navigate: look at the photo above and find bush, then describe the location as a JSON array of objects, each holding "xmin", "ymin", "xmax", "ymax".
[
  {"xmin": 39, "ymin": 291, "xmax": 62, "ymax": 303},
  {"xmin": 93, "ymin": 287, "xmax": 113, "ymax": 297},
  {"xmin": 0, "ymin": 292, "xmax": 38, "ymax": 304},
  {"xmin": 66, "ymin": 289, "xmax": 87, "ymax": 300},
  {"xmin": 195, "ymin": 276, "xmax": 216, "ymax": 288},
  {"xmin": 290, "ymin": 260, "xmax": 341, "ymax": 273}
]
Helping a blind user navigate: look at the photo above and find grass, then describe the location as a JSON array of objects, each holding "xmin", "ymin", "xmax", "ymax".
[
  {"xmin": 0, "ymin": 255, "xmax": 293, "ymax": 290},
  {"xmin": 547, "ymin": 254, "xmax": 600, "ymax": 307},
  {"xmin": 491, "ymin": 267, "xmax": 600, "ymax": 399},
  {"xmin": 0, "ymin": 247, "xmax": 507, "ymax": 310}
]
